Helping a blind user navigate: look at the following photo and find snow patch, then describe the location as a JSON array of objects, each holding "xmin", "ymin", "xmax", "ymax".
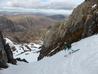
[
  {"xmin": 1, "ymin": 35, "xmax": 98, "ymax": 74},
  {"xmin": 92, "ymin": 4, "xmax": 97, "ymax": 8},
  {"xmin": 4, "ymin": 38, "xmax": 15, "ymax": 48},
  {"xmin": 4, "ymin": 38, "xmax": 42, "ymax": 63}
]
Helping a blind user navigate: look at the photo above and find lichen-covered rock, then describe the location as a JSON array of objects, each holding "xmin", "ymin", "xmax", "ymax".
[{"xmin": 38, "ymin": 0, "xmax": 98, "ymax": 60}]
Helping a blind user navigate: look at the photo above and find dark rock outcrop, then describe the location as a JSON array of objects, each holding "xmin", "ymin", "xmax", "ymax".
[
  {"xmin": 38, "ymin": 0, "xmax": 98, "ymax": 60},
  {"xmin": 0, "ymin": 31, "xmax": 8, "ymax": 68},
  {"xmin": 4, "ymin": 44, "xmax": 17, "ymax": 65},
  {"xmin": 0, "ymin": 31, "xmax": 16, "ymax": 69},
  {"xmin": 16, "ymin": 58, "xmax": 28, "ymax": 63}
]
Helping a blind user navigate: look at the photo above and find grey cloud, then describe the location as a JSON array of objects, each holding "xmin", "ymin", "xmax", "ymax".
[{"xmin": 0, "ymin": 0, "xmax": 84, "ymax": 10}]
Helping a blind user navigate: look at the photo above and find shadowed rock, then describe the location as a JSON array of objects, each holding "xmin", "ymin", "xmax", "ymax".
[
  {"xmin": 0, "ymin": 31, "xmax": 8, "ymax": 68},
  {"xmin": 4, "ymin": 44, "xmax": 17, "ymax": 65},
  {"xmin": 16, "ymin": 58, "xmax": 28, "ymax": 63},
  {"xmin": 0, "ymin": 31, "xmax": 17, "ymax": 68}
]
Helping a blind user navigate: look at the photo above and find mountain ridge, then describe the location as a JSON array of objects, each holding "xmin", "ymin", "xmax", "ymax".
[{"xmin": 38, "ymin": 0, "xmax": 98, "ymax": 60}]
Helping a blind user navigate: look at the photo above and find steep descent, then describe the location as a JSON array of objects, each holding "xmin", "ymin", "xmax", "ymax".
[{"xmin": 38, "ymin": 0, "xmax": 98, "ymax": 60}]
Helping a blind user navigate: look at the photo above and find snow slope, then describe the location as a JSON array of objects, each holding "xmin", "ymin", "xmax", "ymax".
[
  {"xmin": 1, "ymin": 34, "xmax": 98, "ymax": 74},
  {"xmin": 5, "ymin": 38, "xmax": 42, "ymax": 63}
]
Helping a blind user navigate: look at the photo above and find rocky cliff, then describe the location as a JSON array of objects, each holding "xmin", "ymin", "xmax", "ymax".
[
  {"xmin": 0, "ymin": 31, "xmax": 16, "ymax": 68},
  {"xmin": 0, "ymin": 31, "xmax": 8, "ymax": 68},
  {"xmin": 38, "ymin": 0, "xmax": 98, "ymax": 60}
]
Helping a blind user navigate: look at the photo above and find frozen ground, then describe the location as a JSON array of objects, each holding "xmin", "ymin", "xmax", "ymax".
[{"xmin": 1, "ymin": 34, "xmax": 98, "ymax": 74}]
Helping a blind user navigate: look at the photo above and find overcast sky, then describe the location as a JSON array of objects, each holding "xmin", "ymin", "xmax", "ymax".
[
  {"xmin": 0, "ymin": 0, "xmax": 84, "ymax": 10},
  {"xmin": 0, "ymin": 0, "xmax": 84, "ymax": 15}
]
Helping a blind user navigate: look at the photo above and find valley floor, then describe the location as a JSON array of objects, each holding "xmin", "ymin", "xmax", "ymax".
[{"xmin": 1, "ymin": 34, "xmax": 98, "ymax": 74}]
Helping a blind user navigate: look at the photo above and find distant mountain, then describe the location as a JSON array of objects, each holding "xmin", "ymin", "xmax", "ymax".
[
  {"xmin": 47, "ymin": 15, "xmax": 68, "ymax": 21},
  {"xmin": 0, "ymin": 12, "xmax": 67, "ymax": 21},
  {"xmin": 0, "ymin": 14, "xmax": 67, "ymax": 43}
]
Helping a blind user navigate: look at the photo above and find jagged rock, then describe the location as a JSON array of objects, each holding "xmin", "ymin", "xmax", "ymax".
[
  {"xmin": 0, "ymin": 31, "xmax": 8, "ymax": 68},
  {"xmin": 4, "ymin": 44, "xmax": 17, "ymax": 65},
  {"xmin": 0, "ymin": 31, "xmax": 17, "ymax": 68},
  {"xmin": 38, "ymin": 0, "xmax": 98, "ymax": 60}
]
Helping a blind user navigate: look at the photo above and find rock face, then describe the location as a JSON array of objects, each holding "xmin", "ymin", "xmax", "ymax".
[
  {"xmin": 0, "ymin": 31, "xmax": 16, "ymax": 68},
  {"xmin": 4, "ymin": 43, "xmax": 17, "ymax": 65},
  {"xmin": 38, "ymin": 0, "xmax": 98, "ymax": 60},
  {"xmin": 0, "ymin": 31, "xmax": 8, "ymax": 68}
]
